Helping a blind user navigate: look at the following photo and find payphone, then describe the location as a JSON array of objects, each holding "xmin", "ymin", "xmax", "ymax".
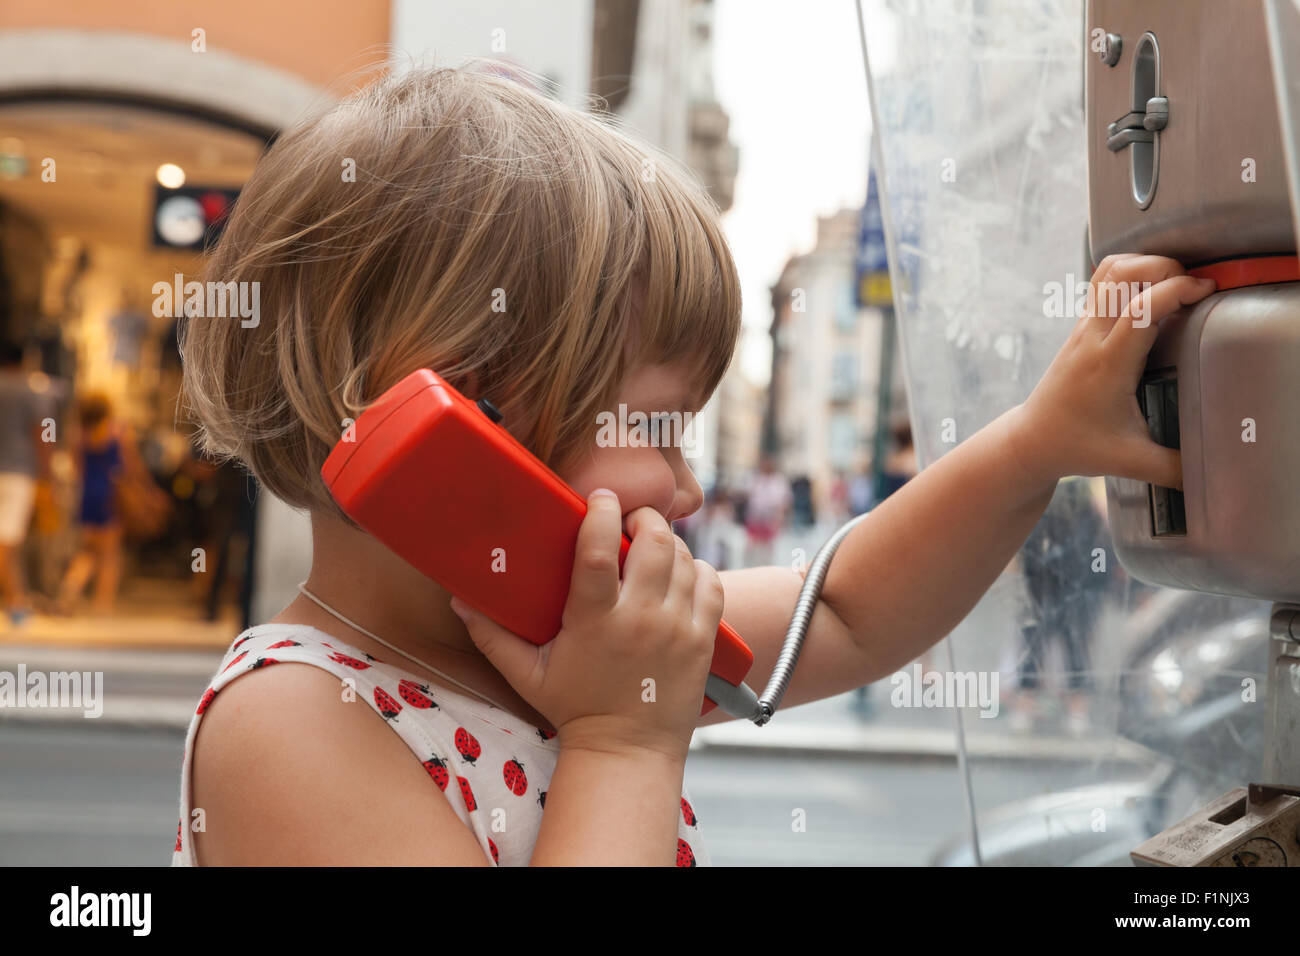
[{"xmin": 1089, "ymin": 0, "xmax": 1300, "ymax": 866}]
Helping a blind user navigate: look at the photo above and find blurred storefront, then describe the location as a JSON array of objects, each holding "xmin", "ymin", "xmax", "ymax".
[
  {"xmin": 0, "ymin": 0, "xmax": 737, "ymax": 642},
  {"xmin": 0, "ymin": 1, "xmax": 390, "ymax": 643}
]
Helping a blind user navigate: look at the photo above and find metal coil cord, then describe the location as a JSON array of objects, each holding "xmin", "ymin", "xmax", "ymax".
[{"xmin": 704, "ymin": 512, "xmax": 870, "ymax": 725}]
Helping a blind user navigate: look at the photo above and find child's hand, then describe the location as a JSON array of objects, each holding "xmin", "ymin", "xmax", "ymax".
[
  {"xmin": 1007, "ymin": 254, "xmax": 1217, "ymax": 491},
  {"xmin": 450, "ymin": 490, "xmax": 722, "ymax": 761}
]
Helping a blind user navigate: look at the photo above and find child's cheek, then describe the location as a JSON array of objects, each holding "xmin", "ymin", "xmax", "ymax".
[{"xmin": 562, "ymin": 444, "xmax": 676, "ymax": 519}]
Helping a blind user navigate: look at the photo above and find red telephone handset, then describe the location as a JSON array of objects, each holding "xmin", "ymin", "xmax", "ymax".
[{"xmin": 321, "ymin": 368, "xmax": 754, "ymax": 716}]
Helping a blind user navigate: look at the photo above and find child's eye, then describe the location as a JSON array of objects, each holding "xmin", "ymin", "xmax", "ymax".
[
  {"xmin": 653, "ymin": 414, "xmax": 686, "ymax": 450},
  {"xmin": 631, "ymin": 413, "xmax": 675, "ymax": 446}
]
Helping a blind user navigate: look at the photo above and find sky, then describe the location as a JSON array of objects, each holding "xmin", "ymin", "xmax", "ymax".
[{"xmin": 712, "ymin": 0, "xmax": 874, "ymax": 385}]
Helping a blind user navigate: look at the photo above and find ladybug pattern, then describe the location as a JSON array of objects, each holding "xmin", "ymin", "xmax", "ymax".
[
  {"xmin": 457, "ymin": 776, "xmax": 477, "ymax": 813},
  {"xmin": 328, "ymin": 651, "xmax": 370, "ymax": 670},
  {"xmin": 503, "ymin": 758, "xmax": 528, "ymax": 796},
  {"xmin": 422, "ymin": 755, "xmax": 450, "ymax": 791},
  {"xmin": 171, "ymin": 624, "xmax": 710, "ymax": 868},
  {"xmin": 399, "ymin": 679, "xmax": 437, "ymax": 709},
  {"xmin": 373, "ymin": 687, "xmax": 402, "ymax": 721},
  {"xmin": 455, "ymin": 727, "xmax": 481, "ymax": 765}
]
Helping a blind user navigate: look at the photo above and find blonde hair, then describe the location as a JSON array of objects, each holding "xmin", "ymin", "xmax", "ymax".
[{"xmin": 180, "ymin": 62, "xmax": 742, "ymax": 521}]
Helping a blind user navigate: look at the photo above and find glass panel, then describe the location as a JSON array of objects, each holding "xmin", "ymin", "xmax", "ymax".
[{"xmin": 861, "ymin": 0, "xmax": 1271, "ymax": 865}]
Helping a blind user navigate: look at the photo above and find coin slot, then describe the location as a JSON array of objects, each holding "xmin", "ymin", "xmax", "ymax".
[
  {"xmin": 1208, "ymin": 796, "xmax": 1248, "ymax": 826},
  {"xmin": 1137, "ymin": 368, "xmax": 1185, "ymax": 536}
]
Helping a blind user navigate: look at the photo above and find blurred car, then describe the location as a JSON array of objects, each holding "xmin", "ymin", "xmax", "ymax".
[{"xmin": 932, "ymin": 587, "xmax": 1271, "ymax": 866}]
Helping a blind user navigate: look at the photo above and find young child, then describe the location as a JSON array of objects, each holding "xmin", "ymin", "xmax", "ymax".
[{"xmin": 172, "ymin": 64, "xmax": 1215, "ymax": 866}]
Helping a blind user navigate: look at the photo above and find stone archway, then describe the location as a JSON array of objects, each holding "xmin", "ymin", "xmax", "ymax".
[{"xmin": 0, "ymin": 28, "xmax": 331, "ymax": 135}]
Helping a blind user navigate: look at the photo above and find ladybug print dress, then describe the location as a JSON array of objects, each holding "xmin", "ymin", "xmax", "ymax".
[{"xmin": 171, "ymin": 623, "xmax": 710, "ymax": 866}]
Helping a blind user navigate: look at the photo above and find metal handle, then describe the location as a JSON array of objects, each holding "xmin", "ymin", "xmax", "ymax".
[{"xmin": 1106, "ymin": 96, "xmax": 1169, "ymax": 151}]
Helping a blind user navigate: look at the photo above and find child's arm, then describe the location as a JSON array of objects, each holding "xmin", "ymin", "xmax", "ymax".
[{"xmin": 699, "ymin": 255, "xmax": 1216, "ymax": 726}]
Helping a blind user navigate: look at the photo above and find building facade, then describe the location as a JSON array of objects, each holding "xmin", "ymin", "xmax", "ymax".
[{"xmin": 766, "ymin": 206, "xmax": 906, "ymax": 519}]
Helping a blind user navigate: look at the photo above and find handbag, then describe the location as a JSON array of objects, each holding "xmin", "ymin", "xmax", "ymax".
[{"xmin": 113, "ymin": 471, "xmax": 172, "ymax": 541}]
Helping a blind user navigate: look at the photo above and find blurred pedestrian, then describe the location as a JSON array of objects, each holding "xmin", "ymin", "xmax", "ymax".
[
  {"xmin": 874, "ymin": 421, "xmax": 916, "ymax": 504},
  {"xmin": 694, "ymin": 486, "xmax": 747, "ymax": 571},
  {"xmin": 744, "ymin": 453, "xmax": 792, "ymax": 566},
  {"xmin": 55, "ymin": 392, "xmax": 147, "ymax": 615},
  {"xmin": 790, "ymin": 474, "xmax": 815, "ymax": 530},
  {"xmin": 848, "ymin": 467, "xmax": 873, "ymax": 516},
  {"xmin": 0, "ymin": 341, "xmax": 55, "ymax": 627},
  {"xmin": 1009, "ymin": 476, "xmax": 1110, "ymax": 736},
  {"xmin": 829, "ymin": 471, "xmax": 850, "ymax": 525}
]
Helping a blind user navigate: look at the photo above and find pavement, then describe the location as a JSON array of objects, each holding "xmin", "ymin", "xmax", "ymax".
[
  {"xmin": 0, "ymin": 641, "xmax": 1157, "ymax": 764},
  {"xmin": 0, "ymin": 565, "xmax": 1162, "ymax": 764}
]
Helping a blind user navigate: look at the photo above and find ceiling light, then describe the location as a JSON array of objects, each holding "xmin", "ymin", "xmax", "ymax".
[{"xmin": 156, "ymin": 163, "xmax": 186, "ymax": 188}]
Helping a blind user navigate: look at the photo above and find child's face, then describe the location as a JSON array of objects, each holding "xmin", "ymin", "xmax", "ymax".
[{"xmin": 558, "ymin": 361, "xmax": 706, "ymax": 534}]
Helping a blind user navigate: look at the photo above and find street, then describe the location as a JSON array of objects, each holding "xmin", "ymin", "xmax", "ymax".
[
  {"xmin": 0, "ymin": 653, "xmax": 1128, "ymax": 867},
  {"xmin": 0, "ymin": 717, "xmax": 974, "ymax": 866}
]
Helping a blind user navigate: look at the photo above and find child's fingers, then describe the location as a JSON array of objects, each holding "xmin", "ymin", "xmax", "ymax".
[
  {"xmin": 1084, "ymin": 254, "xmax": 1185, "ymax": 335},
  {"xmin": 1114, "ymin": 436, "xmax": 1183, "ymax": 491},
  {"xmin": 1083, "ymin": 253, "xmax": 1143, "ymax": 332},
  {"xmin": 664, "ymin": 535, "xmax": 698, "ymax": 618},
  {"xmin": 1104, "ymin": 254, "xmax": 1187, "ymax": 293},
  {"xmin": 567, "ymin": 490, "xmax": 623, "ymax": 617},
  {"xmin": 621, "ymin": 506, "xmax": 676, "ymax": 603},
  {"xmin": 451, "ymin": 597, "xmax": 544, "ymax": 690},
  {"xmin": 1089, "ymin": 252, "xmax": 1144, "ymax": 292},
  {"xmin": 1093, "ymin": 253, "xmax": 1144, "ymax": 274},
  {"xmin": 1107, "ymin": 274, "xmax": 1216, "ymax": 358},
  {"xmin": 690, "ymin": 560, "xmax": 725, "ymax": 634}
]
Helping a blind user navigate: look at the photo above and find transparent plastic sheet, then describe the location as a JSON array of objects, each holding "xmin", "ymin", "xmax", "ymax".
[{"xmin": 860, "ymin": 0, "xmax": 1271, "ymax": 865}]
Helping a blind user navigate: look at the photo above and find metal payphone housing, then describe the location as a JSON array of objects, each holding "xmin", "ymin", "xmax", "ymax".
[
  {"xmin": 1090, "ymin": 0, "xmax": 1299, "ymax": 602},
  {"xmin": 1089, "ymin": 0, "xmax": 1300, "ymax": 865},
  {"xmin": 1102, "ymin": 283, "xmax": 1300, "ymax": 605},
  {"xmin": 1087, "ymin": 0, "xmax": 1293, "ymax": 265}
]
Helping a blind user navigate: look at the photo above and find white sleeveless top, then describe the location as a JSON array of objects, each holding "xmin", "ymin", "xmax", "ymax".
[{"xmin": 170, "ymin": 623, "xmax": 709, "ymax": 866}]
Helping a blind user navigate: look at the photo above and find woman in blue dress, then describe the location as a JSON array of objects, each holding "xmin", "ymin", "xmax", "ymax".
[{"xmin": 56, "ymin": 392, "xmax": 128, "ymax": 614}]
